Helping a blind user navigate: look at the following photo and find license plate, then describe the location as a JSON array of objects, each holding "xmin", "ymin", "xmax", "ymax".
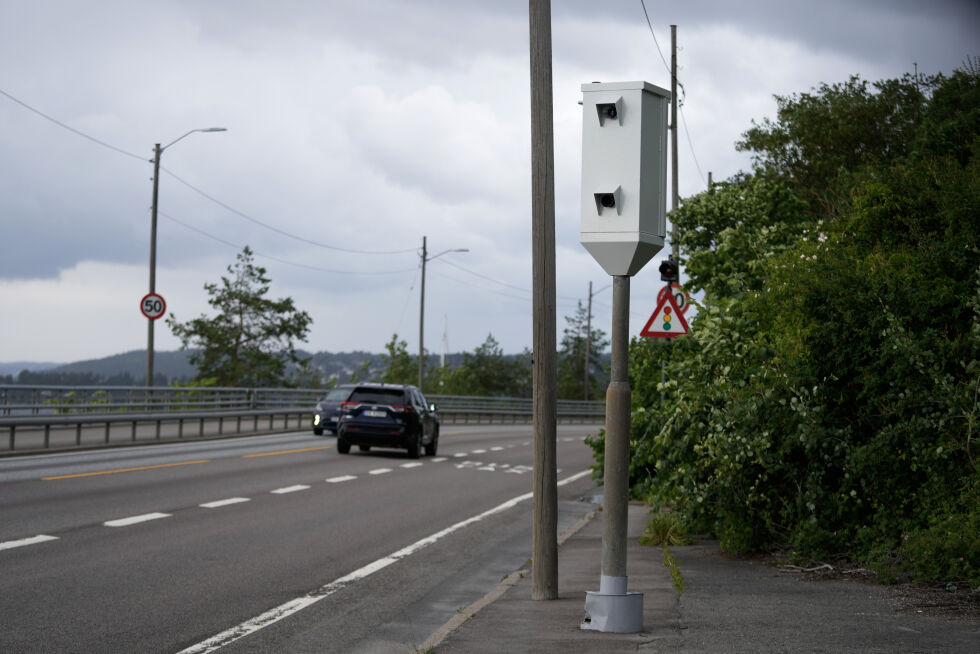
[{"xmin": 363, "ymin": 410, "xmax": 386, "ymax": 418}]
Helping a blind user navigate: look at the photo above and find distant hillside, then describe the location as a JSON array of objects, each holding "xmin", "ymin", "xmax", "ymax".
[
  {"xmin": 1, "ymin": 349, "xmax": 603, "ymax": 388},
  {"xmin": 2, "ymin": 349, "xmax": 406, "ymax": 386},
  {"xmin": 0, "ymin": 361, "xmax": 61, "ymax": 375}
]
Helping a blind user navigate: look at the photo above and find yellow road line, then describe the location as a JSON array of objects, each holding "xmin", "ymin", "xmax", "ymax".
[
  {"xmin": 242, "ymin": 445, "xmax": 333, "ymax": 458},
  {"xmin": 43, "ymin": 459, "xmax": 211, "ymax": 481}
]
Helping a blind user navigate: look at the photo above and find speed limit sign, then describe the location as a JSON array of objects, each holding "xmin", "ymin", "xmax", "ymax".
[
  {"xmin": 140, "ymin": 293, "xmax": 167, "ymax": 320},
  {"xmin": 657, "ymin": 283, "xmax": 690, "ymax": 314}
]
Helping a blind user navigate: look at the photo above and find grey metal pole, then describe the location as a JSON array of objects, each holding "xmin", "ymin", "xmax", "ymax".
[
  {"xmin": 146, "ymin": 143, "xmax": 162, "ymax": 387},
  {"xmin": 529, "ymin": 0, "xmax": 558, "ymax": 601},
  {"xmin": 601, "ymin": 275, "xmax": 631, "ymax": 587},
  {"xmin": 670, "ymin": 25, "xmax": 679, "ymax": 261},
  {"xmin": 418, "ymin": 236, "xmax": 427, "ymax": 390}
]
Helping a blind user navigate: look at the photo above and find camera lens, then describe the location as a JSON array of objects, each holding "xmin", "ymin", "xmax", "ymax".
[
  {"xmin": 604, "ymin": 105, "xmax": 617, "ymax": 120},
  {"xmin": 600, "ymin": 194, "xmax": 616, "ymax": 208}
]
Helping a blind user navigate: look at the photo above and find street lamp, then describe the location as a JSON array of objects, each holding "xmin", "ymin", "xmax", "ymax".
[
  {"xmin": 418, "ymin": 236, "xmax": 468, "ymax": 390},
  {"xmin": 146, "ymin": 127, "xmax": 226, "ymax": 387}
]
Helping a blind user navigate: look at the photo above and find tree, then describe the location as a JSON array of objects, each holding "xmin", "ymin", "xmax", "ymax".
[
  {"xmin": 166, "ymin": 247, "xmax": 312, "ymax": 387},
  {"xmin": 380, "ymin": 334, "xmax": 417, "ymax": 385},
  {"xmin": 430, "ymin": 334, "xmax": 526, "ymax": 397},
  {"xmin": 557, "ymin": 301, "xmax": 608, "ymax": 400}
]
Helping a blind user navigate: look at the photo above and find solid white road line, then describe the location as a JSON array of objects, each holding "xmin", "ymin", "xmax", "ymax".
[
  {"xmin": 271, "ymin": 485, "xmax": 311, "ymax": 494},
  {"xmin": 177, "ymin": 469, "xmax": 593, "ymax": 654},
  {"xmin": 0, "ymin": 534, "xmax": 59, "ymax": 551},
  {"xmin": 104, "ymin": 513, "xmax": 171, "ymax": 527},
  {"xmin": 200, "ymin": 498, "xmax": 250, "ymax": 509},
  {"xmin": 326, "ymin": 475, "xmax": 357, "ymax": 483},
  {"xmin": 369, "ymin": 468, "xmax": 392, "ymax": 475}
]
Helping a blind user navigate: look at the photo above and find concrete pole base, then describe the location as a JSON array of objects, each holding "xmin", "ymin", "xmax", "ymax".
[{"xmin": 580, "ymin": 576, "xmax": 643, "ymax": 633}]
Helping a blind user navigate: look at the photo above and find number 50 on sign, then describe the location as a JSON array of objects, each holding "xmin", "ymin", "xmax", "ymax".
[{"xmin": 140, "ymin": 293, "xmax": 167, "ymax": 320}]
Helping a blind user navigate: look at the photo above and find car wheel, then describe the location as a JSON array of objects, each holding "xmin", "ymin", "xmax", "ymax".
[
  {"xmin": 358, "ymin": 445, "xmax": 371, "ymax": 452},
  {"xmin": 313, "ymin": 428, "xmax": 323, "ymax": 436},
  {"xmin": 424, "ymin": 430, "xmax": 438, "ymax": 457},
  {"xmin": 407, "ymin": 429, "xmax": 421, "ymax": 459},
  {"xmin": 337, "ymin": 436, "xmax": 351, "ymax": 454}
]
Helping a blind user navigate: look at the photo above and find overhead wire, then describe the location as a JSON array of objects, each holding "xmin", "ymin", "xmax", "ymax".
[
  {"xmin": 158, "ymin": 211, "xmax": 417, "ymax": 275},
  {"xmin": 637, "ymin": 0, "xmax": 708, "ymax": 187},
  {"xmin": 0, "ymin": 88, "xmax": 147, "ymax": 162},
  {"xmin": 160, "ymin": 166, "xmax": 418, "ymax": 255},
  {"xmin": 0, "ymin": 86, "xmax": 418, "ymax": 258}
]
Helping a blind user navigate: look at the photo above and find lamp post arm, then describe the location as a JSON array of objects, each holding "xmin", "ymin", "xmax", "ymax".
[{"xmin": 160, "ymin": 127, "xmax": 227, "ymax": 153}]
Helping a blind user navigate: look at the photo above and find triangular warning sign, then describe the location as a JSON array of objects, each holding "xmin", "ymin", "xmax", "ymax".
[{"xmin": 640, "ymin": 288, "xmax": 690, "ymax": 338}]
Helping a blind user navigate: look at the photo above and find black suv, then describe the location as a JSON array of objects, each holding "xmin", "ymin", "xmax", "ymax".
[
  {"xmin": 312, "ymin": 384, "xmax": 356, "ymax": 435},
  {"xmin": 336, "ymin": 383, "xmax": 439, "ymax": 458}
]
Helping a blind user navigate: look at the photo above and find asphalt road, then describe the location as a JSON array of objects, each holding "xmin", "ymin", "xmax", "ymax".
[{"xmin": 0, "ymin": 424, "xmax": 602, "ymax": 653}]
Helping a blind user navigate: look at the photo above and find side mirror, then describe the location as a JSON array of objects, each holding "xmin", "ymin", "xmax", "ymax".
[{"xmin": 429, "ymin": 403, "xmax": 438, "ymax": 412}]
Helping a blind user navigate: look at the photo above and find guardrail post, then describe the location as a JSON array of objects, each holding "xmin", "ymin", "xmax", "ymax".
[
  {"xmin": 9, "ymin": 424, "xmax": 15, "ymax": 450},
  {"xmin": 44, "ymin": 423, "xmax": 51, "ymax": 449},
  {"xmin": 77, "ymin": 423, "xmax": 83, "ymax": 446},
  {"xmin": 104, "ymin": 421, "xmax": 110, "ymax": 444}
]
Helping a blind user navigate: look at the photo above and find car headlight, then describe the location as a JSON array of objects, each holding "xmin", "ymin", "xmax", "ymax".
[{"xmin": 314, "ymin": 414, "xmax": 321, "ymax": 425}]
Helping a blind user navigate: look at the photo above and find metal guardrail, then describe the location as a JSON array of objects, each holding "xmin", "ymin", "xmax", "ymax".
[{"xmin": 0, "ymin": 385, "xmax": 605, "ymax": 453}]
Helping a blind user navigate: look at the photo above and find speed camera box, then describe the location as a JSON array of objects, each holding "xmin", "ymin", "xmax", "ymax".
[{"xmin": 580, "ymin": 81, "xmax": 669, "ymax": 276}]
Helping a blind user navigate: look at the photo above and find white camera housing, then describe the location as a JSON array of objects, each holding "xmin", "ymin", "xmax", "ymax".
[{"xmin": 580, "ymin": 81, "xmax": 670, "ymax": 276}]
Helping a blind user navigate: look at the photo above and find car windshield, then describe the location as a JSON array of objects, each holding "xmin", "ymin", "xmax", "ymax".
[
  {"xmin": 348, "ymin": 389, "xmax": 406, "ymax": 405},
  {"xmin": 322, "ymin": 388, "xmax": 351, "ymax": 402}
]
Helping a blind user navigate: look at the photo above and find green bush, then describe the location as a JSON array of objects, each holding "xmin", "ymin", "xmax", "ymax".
[{"xmin": 589, "ymin": 65, "xmax": 980, "ymax": 585}]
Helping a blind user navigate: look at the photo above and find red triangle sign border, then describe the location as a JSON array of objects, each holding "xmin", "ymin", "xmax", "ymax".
[{"xmin": 640, "ymin": 287, "xmax": 690, "ymax": 338}]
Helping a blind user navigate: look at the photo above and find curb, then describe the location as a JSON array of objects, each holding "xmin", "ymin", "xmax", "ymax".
[{"xmin": 419, "ymin": 507, "xmax": 599, "ymax": 651}]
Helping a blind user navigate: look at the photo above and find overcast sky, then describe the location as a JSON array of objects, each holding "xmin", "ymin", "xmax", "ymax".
[{"xmin": 1, "ymin": 0, "xmax": 977, "ymax": 364}]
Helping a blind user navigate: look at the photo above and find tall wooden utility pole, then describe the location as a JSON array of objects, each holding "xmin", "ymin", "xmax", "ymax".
[{"xmin": 529, "ymin": 0, "xmax": 558, "ymax": 600}]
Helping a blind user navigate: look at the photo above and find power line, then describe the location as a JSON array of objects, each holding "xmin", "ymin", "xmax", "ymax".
[
  {"xmin": 0, "ymin": 87, "xmax": 419, "ymax": 256},
  {"xmin": 160, "ymin": 166, "xmax": 418, "ymax": 256},
  {"xmin": 636, "ymin": 3, "xmax": 706, "ymax": 186},
  {"xmin": 0, "ymin": 88, "xmax": 146, "ymax": 161},
  {"xmin": 638, "ymin": 0, "xmax": 670, "ymax": 77},
  {"xmin": 158, "ymin": 210, "xmax": 417, "ymax": 275},
  {"xmin": 679, "ymin": 106, "xmax": 707, "ymax": 186}
]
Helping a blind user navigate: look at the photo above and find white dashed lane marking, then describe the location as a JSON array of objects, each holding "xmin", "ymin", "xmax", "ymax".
[
  {"xmin": 104, "ymin": 513, "xmax": 171, "ymax": 527},
  {"xmin": 271, "ymin": 485, "xmax": 311, "ymax": 494},
  {"xmin": 400, "ymin": 462, "xmax": 423, "ymax": 469},
  {"xmin": 490, "ymin": 446, "xmax": 504, "ymax": 451},
  {"xmin": 0, "ymin": 534, "xmax": 58, "ymax": 551},
  {"xmin": 200, "ymin": 497, "xmax": 250, "ymax": 509},
  {"xmin": 326, "ymin": 475, "xmax": 357, "ymax": 483},
  {"xmin": 369, "ymin": 468, "xmax": 392, "ymax": 475},
  {"xmin": 430, "ymin": 457, "xmax": 448, "ymax": 463}
]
